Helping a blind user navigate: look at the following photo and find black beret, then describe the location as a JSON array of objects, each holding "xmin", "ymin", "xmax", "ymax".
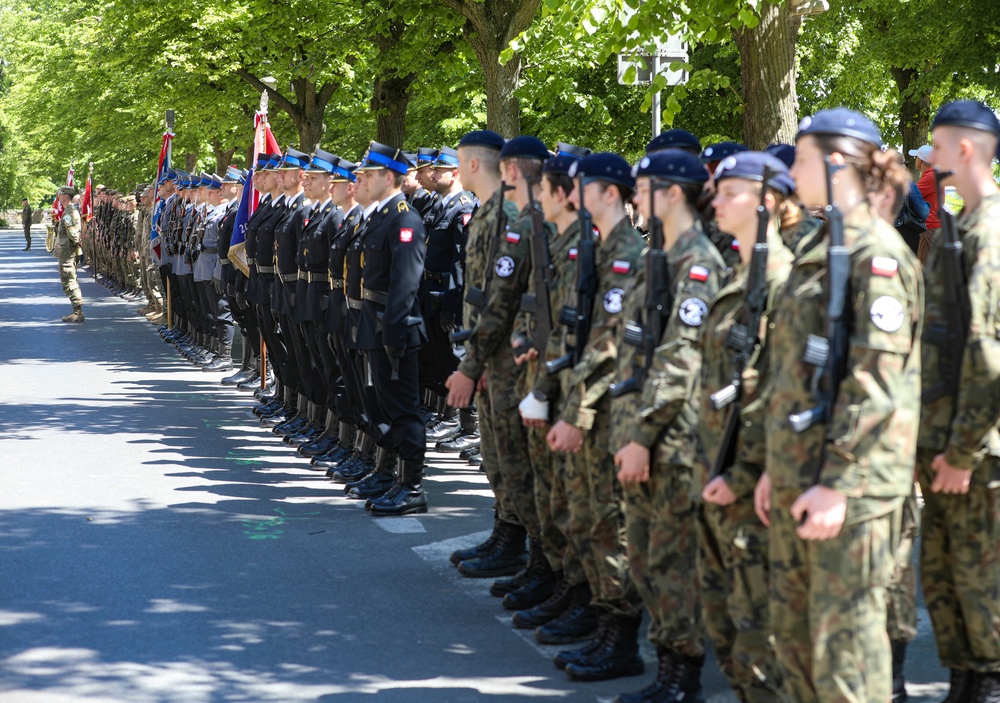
[
  {"xmin": 632, "ymin": 149, "xmax": 708, "ymax": 185},
  {"xmin": 569, "ymin": 152, "xmax": 635, "ymax": 189},
  {"xmin": 646, "ymin": 128, "xmax": 702, "ymax": 154},
  {"xmin": 458, "ymin": 130, "xmax": 506, "ymax": 151},
  {"xmin": 797, "ymin": 108, "xmax": 882, "ymax": 148}
]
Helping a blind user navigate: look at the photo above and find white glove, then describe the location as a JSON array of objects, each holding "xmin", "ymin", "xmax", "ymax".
[{"xmin": 518, "ymin": 392, "xmax": 549, "ymax": 421}]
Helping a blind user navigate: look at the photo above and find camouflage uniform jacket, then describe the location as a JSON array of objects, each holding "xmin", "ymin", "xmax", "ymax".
[
  {"xmin": 560, "ymin": 217, "xmax": 644, "ymax": 431},
  {"xmin": 918, "ymin": 191, "xmax": 1000, "ymax": 476},
  {"xmin": 697, "ymin": 229, "xmax": 793, "ymax": 498},
  {"xmin": 782, "ymin": 209, "xmax": 823, "ymax": 255},
  {"xmin": 706, "ymin": 218, "xmax": 742, "ymax": 268},
  {"xmin": 56, "ymin": 205, "xmax": 82, "ymax": 255},
  {"xmin": 457, "ymin": 196, "xmax": 528, "ymax": 380},
  {"xmin": 765, "ymin": 203, "xmax": 923, "ymax": 512},
  {"xmin": 628, "ymin": 221, "xmax": 726, "ymax": 463},
  {"xmin": 532, "ymin": 219, "xmax": 581, "ymax": 403}
]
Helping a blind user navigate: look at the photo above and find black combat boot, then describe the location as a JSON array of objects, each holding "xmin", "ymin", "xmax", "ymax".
[
  {"xmin": 553, "ymin": 610, "xmax": 610, "ymax": 669},
  {"xmin": 221, "ymin": 338, "xmax": 254, "ymax": 385},
  {"xmin": 564, "ymin": 613, "xmax": 644, "ymax": 682},
  {"xmin": 502, "ymin": 540, "xmax": 559, "ymax": 610},
  {"xmin": 892, "ymin": 639, "xmax": 909, "ymax": 703},
  {"xmin": 331, "ymin": 433, "xmax": 376, "ymax": 482},
  {"xmin": 203, "ymin": 342, "xmax": 233, "ymax": 372},
  {"xmin": 615, "ymin": 649, "xmax": 704, "ymax": 703},
  {"xmin": 311, "ymin": 423, "xmax": 356, "ymax": 469},
  {"xmin": 970, "ymin": 672, "xmax": 1000, "ymax": 703},
  {"xmin": 537, "ymin": 582, "xmax": 600, "ymax": 645},
  {"xmin": 512, "ymin": 576, "xmax": 573, "ymax": 630},
  {"xmin": 490, "ymin": 563, "xmax": 531, "ymax": 597},
  {"xmin": 450, "ymin": 512, "xmax": 503, "ymax": 566},
  {"xmin": 427, "ymin": 406, "xmax": 461, "ymax": 443},
  {"xmin": 368, "ymin": 459, "xmax": 428, "ymax": 516},
  {"xmin": 457, "ymin": 522, "xmax": 527, "ymax": 578},
  {"xmin": 346, "ymin": 446, "xmax": 397, "ymax": 499},
  {"xmin": 299, "ymin": 411, "xmax": 340, "ymax": 457},
  {"xmin": 941, "ymin": 669, "xmax": 974, "ymax": 703}
]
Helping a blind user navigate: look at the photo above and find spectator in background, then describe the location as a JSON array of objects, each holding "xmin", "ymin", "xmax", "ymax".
[
  {"xmin": 910, "ymin": 144, "xmax": 940, "ymax": 263},
  {"xmin": 20, "ymin": 198, "xmax": 32, "ymax": 251}
]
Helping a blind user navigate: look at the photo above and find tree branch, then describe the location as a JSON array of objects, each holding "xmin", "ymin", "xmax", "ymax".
[{"xmin": 234, "ymin": 68, "xmax": 298, "ymax": 118}]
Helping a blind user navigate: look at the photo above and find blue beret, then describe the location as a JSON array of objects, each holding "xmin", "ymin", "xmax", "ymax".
[
  {"xmin": 646, "ymin": 128, "xmax": 702, "ymax": 154},
  {"xmin": 797, "ymin": 108, "xmax": 882, "ymax": 147},
  {"xmin": 458, "ymin": 130, "xmax": 505, "ymax": 152},
  {"xmin": 356, "ymin": 141, "xmax": 412, "ymax": 175},
  {"xmin": 555, "ymin": 142, "xmax": 592, "ymax": 158},
  {"xmin": 569, "ymin": 152, "xmax": 635, "ymax": 189},
  {"xmin": 700, "ymin": 141, "xmax": 749, "ymax": 164},
  {"xmin": 632, "ymin": 149, "xmax": 708, "ymax": 185},
  {"xmin": 432, "ymin": 146, "xmax": 460, "ymax": 168},
  {"xmin": 714, "ymin": 151, "xmax": 792, "ymax": 196},
  {"xmin": 543, "ymin": 154, "xmax": 582, "ymax": 176},
  {"xmin": 932, "ymin": 100, "xmax": 1000, "ymax": 135},
  {"xmin": 500, "ymin": 135, "xmax": 549, "ymax": 161},
  {"xmin": 764, "ymin": 143, "xmax": 796, "ymax": 168}
]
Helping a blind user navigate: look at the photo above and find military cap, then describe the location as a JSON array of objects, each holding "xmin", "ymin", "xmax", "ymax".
[
  {"xmin": 646, "ymin": 128, "xmax": 702, "ymax": 154},
  {"xmin": 58, "ymin": 186, "xmax": 77, "ymax": 197},
  {"xmin": 797, "ymin": 108, "xmax": 882, "ymax": 148},
  {"xmin": 569, "ymin": 151, "xmax": 635, "ymax": 189},
  {"xmin": 632, "ymin": 149, "xmax": 709, "ymax": 185},
  {"xmin": 764, "ymin": 143, "xmax": 796, "ymax": 168},
  {"xmin": 403, "ymin": 152, "xmax": 418, "ymax": 171},
  {"xmin": 416, "ymin": 147, "xmax": 440, "ymax": 169},
  {"xmin": 307, "ymin": 148, "xmax": 338, "ymax": 175},
  {"xmin": 255, "ymin": 153, "xmax": 271, "ymax": 170},
  {"xmin": 714, "ymin": 151, "xmax": 793, "ymax": 196},
  {"xmin": 96, "ymin": 184, "xmax": 107, "ymax": 191},
  {"xmin": 331, "ymin": 158, "xmax": 357, "ymax": 183},
  {"xmin": 223, "ymin": 165, "xmax": 242, "ymax": 183},
  {"xmin": 122, "ymin": 194, "xmax": 137, "ymax": 204},
  {"xmin": 264, "ymin": 153, "xmax": 283, "ymax": 170},
  {"xmin": 158, "ymin": 169, "xmax": 176, "ymax": 184},
  {"xmin": 500, "ymin": 135, "xmax": 549, "ymax": 161},
  {"xmin": 432, "ymin": 146, "xmax": 460, "ymax": 168},
  {"xmin": 198, "ymin": 172, "xmax": 214, "ymax": 187},
  {"xmin": 932, "ymin": 100, "xmax": 1000, "ymax": 135},
  {"xmin": 239, "ymin": 169, "xmax": 249, "ymax": 185},
  {"xmin": 700, "ymin": 141, "xmax": 749, "ymax": 164},
  {"xmin": 356, "ymin": 142, "xmax": 411, "ymax": 175},
  {"xmin": 543, "ymin": 154, "xmax": 582, "ymax": 176},
  {"xmin": 278, "ymin": 147, "xmax": 310, "ymax": 170},
  {"xmin": 207, "ymin": 174, "xmax": 223, "ymax": 189},
  {"xmin": 458, "ymin": 130, "xmax": 506, "ymax": 151},
  {"xmin": 555, "ymin": 142, "xmax": 592, "ymax": 158}
]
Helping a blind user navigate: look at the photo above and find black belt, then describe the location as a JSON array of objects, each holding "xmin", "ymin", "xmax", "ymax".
[
  {"xmin": 221, "ymin": 260, "xmax": 232, "ymax": 266},
  {"xmin": 306, "ymin": 271, "xmax": 325, "ymax": 283},
  {"xmin": 279, "ymin": 272, "xmax": 298, "ymax": 283},
  {"xmin": 247, "ymin": 257, "xmax": 256, "ymax": 265},
  {"xmin": 347, "ymin": 297, "xmax": 363, "ymax": 310},
  {"xmin": 424, "ymin": 270, "xmax": 449, "ymax": 282},
  {"xmin": 298, "ymin": 270, "xmax": 308, "ymax": 281},
  {"xmin": 362, "ymin": 288, "xmax": 388, "ymax": 305},
  {"xmin": 202, "ymin": 247, "xmax": 218, "ymax": 254},
  {"xmin": 256, "ymin": 265, "xmax": 276, "ymax": 274},
  {"xmin": 329, "ymin": 278, "xmax": 344, "ymax": 289}
]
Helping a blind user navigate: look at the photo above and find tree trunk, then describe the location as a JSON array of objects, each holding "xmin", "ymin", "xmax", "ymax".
[
  {"xmin": 733, "ymin": 2, "xmax": 801, "ymax": 149},
  {"xmin": 212, "ymin": 140, "xmax": 238, "ymax": 175},
  {"xmin": 891, "ymin": 66, "xmax": 931, "ymax": 169},
  {"xmin": 476, "ymin": 44, "xmax": 522, "ymax": 138},
  {"xmin": 371, "ymin": 71, "xmax": 415, "ymax": 147},
  {"xmin": 184, "ymin": 152, "xmax": 198, "ymax": 173}
]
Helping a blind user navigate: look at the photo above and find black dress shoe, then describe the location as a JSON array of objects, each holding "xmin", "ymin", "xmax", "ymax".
[
  {"xmin": 330, "ymin": 453, "xmax": 375, "ymax": 482},
  {"xmin": 436, "ymin": 432, "xmax": 480, "ymax": 453},
  {"xmin": 346, "ymin": 471, "xmax": 397, "ymax": 499},
  {"xmin": 298, "ymin": 435, "xmax": 338, "ymax": 457},
  {"xmin": 311, "ymin": 445, "xmax": 354, "ymax": 469},
  {"xmin": 468, "ymin": 453, "xmax": 483, "ymax": 466},
  {"xmin": 236, "ymin": 373, "xmax": 262, "ymax": 391},
  {"xmin": 427, "ymin": 419, "xmax": 461, "ymax": 443},
  {"xmin": 368, "ymin": 482, "xmax": 427, "ymax": 516},
  {"xmin": 459, "ymin": 445, "xmax": 481, "ymax": 460}
]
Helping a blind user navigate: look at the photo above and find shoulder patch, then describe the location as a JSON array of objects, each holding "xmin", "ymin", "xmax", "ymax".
[
  {"xmin": 612, "ymin": 260, "xmax": 631, "ymax": 274},
  {"xmin": 460, "ymin": 195, "xmax": 471, "ymax": 204},
  {"xmin": 679, "ymin": 297, "xmax": 708, "ymax": 327},
  {"xmin": 400, "ymin": 228, "xmax": 414, "ymax": 243},
  {"xmin": 870, "ymin": 296, "xmax": 904, "ymax": 332},
  {"xmin": 871, "ymin": 256, "xmax": 898, "ymax": 277},
  {"xmin": 462, "ymin": 213, "xmax": 472, "ymax": 226},
  {"xmin": 397, "ymin": 201, "xmax": 409, "ymax": 213},
  {"xmin": 495, "ymin": 255, "xmax": 515, "ymax": 278},
  {"xmin": 603, "ymin": 288, "xmax": 625, "ymax": 314},
  {"xmin": 568, "ymin": 248, "xmax": 578, "ymax": 260},
  {"xmin": 689, "ymin": 265, "xmax": 710, "ymax": 282},
  {"xmin": 506, "ymin": 231, "xmax": 522, "ymax": 244}
]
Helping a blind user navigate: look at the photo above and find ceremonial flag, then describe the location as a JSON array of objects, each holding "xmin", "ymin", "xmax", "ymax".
[
  {"xmin": 150, "ymin": 129, "xmax": 174, "ymax": 259},
  {"xmin": 52, "ymin": 161, "xmax": 75, "ymax": 222},
  {"xmin": 228, "ymin": 109, "xmax": 279, "ymax": 275},
  {"xmin": 81, "ymin": 166, "xmax": 93, "ymax": 221}
]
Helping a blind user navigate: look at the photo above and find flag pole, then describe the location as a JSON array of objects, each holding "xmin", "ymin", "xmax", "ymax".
[
  {"xmin": 89, "ymin": 162, "xmax": 99, "ymax": 282},
  {"xmin": 163, "ymin": 109, "xmax": 175, "ymax": 330}
]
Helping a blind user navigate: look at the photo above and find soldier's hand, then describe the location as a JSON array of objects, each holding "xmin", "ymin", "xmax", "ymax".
[
  {"xmin": 791, "ymin": 486, "xmax": 847, "ymax": 541},
  {"xmin": 702, "ymin": 476, "xmax": 737, "ymax": 506},
  {"xmin": 440, "ymin": 311, "xmax": 456, "ymax": 332},
  {"xmin": 547, "ymin": 421, "xmax": 584, "ymax": 453},
  {"xmin": 446, "ymin": 370, "xmax": 476, "ymax": 409},
  {"xmin": 476, "ymin": 374, "xmax": 488, "ymax": 392},
  {"xmin": 615, "ymin": 442, "xmax": 649, "ymax": 485},
  {"xmin": 754, "ymin": 472, "xmax": 772, "ymax": 527},
  {"xmin": 513, "ymin": 347, "xmax": 538, "ymax": 366},
  {"xmin": 930, "ymin": 454, "xmax": 972, "ymax": 495}
]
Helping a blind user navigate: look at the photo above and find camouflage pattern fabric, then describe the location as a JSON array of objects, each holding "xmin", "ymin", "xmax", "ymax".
[
  {"xmin": 56, "ymin": 207, "xmax": 83, "ymax": 307},
  {"xmin": 886, "ymin": 486, "xmax": 919, "ymax": 644}
]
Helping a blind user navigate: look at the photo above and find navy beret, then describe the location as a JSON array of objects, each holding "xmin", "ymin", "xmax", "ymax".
[
  {"xmin": 700, "ymin": 141, "xmax": 748, "ymax": 164},
  {"xmin": 632, "ymin": 149, "xmax": 708, "ymax": 185},
  {"xmin": 543, "ymin": 154, "xmax": 582, "ymax": 176},
  {"xmin": 569, "ymin": 152, "xmax": 635, "ymax": 189},
  {"xmin": 555, "ymin": 142, "xmax": 592, "ymax": 158},
  {"xmin": 500, "ymin": 135, "xmax": 549, "ymax": 161},
  {"xmin": 764, "ymin": 143, "xmax": 796, "ymax": 168},
  {"xmin": 646, "ymin": 128, "xmax": 702, "ymax": 154},
  {"xmin": 458, "ymin": 130, "xmax": 506, "ymax": 152},
  {"xmin": 797, "ymin": 108, "xmax": 882, "ymax": 148},
  {"xmin": 714, "ymin": 151, "xmax": 793, "ymax": 196},
  {"xmin": 932, "ymin": 100, "xmax": 1000, "ymax": 135}
]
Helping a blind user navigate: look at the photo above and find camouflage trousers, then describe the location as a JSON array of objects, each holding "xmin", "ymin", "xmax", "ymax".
[
  {"xmin": 886, "ymin": 486, "xmax": 920, "ymax": 643},
  {"xmin": 481, "ymin": 354, "xmax": 539, "ymax": 538},
  {"xmin": 140, "ymin": 245, "xmax": 164, "ymax": 309},
  {"xmin": 565, "ymin": 407, "xmax": 639, "ymax": 617},
  {"xmin": 623, "ymin": 460, "xmax": 704, "ymax": 654},
  {"xmin": 917, "ymin": 448, "xmax": 1000, "ymax": 672},
  {"xmin": 527, "ymin": 424, "xmax": 579, "ymax": 576},
  {"xmin": 770, "ymin": 488, "xmax": 900, "ymax": 703},
  {"xmin": 698, "ymin": 497, "xmax": 781, "ymax": 702},
  {"xmin": 58, "ymin": 250, "xmax": 83, "ymax": 307}
]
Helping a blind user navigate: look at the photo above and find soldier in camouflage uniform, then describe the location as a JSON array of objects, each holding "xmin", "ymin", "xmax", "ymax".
[
  {"xmin": 54, "ymin": 186, "xmax": 84, "ymax": 322},
  {"xmin": 544, "ymin": 152, "xmax": 644, "ymax": 682},
  {"xmin": 612, "ymin": 149, "xmax": 726, "ymax": 702},
  {"xmin": 756, "ymin": 108, "xmax": 922, "ymax": 703},
  {"xmin": 696, "ymin": 151, "xmax": 795, "ymax": 703},
  {"xmin": 917, "ymin": 100, "xmax": 1000, "ymax": 703},
  {"xmin": 700, "ymin": 141, "xmax": 750, "ymax": 269},
  {"xmin": 446, "ymin": 131, "xmax": 531, "ymax": 578}
]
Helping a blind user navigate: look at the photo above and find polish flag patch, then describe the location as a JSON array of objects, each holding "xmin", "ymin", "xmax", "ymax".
[
  {"xmin": 730, "ymin": 239, "xmax": 740, "ymax": 250},
  {"xmin": 689, "ymin": 265, "xmax": 710, "ymax": 282},
  {"xmin": 506, "ymin": 231, "xmax": 522, "ymax": 244},
  {"xmin": 612, "ymin": 260, "xmax": 631, "ymax": 274},
  {"xmin": 872, "ymin": 256, "xmax": 898, "ymax": 277},
  {"xmin": 399, "ymin": 228, "xmax": 413, "ymax": 243},
  {"xmin": 569, "ymin": 248, "xmax": 578, "ymax": 260},
  {"xmin": 462, "ymin": 213, "xmax": 472, "ymax": 226}
]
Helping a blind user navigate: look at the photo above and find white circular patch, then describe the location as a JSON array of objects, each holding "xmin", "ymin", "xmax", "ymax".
[
  {"xmin": 640, "ymin": 156, "xmax": 650, "ymax": 169},
  {"xmin": 679, "ymin": 297, "xmax": 708, "ymax": 327},
  {"xmin": 870, "ymin": 295, "xmax": 904, "ymax": 332},
  {"xmin": 495, "ymin": 255, "xmax": 515, "ymax": 278},
  {"xmin": 567, "ymin": 161, "xmax": 578, "ymax": 178},
  {"xmin": 603, "ymin": 287, "xmax": 624, "ymax": 314}
]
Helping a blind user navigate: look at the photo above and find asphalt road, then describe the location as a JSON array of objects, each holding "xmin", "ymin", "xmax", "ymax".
[{"xmin": 0, "ymin": 229, "xmax": 949, "ymax": 703}]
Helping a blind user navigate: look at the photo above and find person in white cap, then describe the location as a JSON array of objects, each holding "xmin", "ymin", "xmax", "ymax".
[{"xmin": 908, "ymin": 144, "xmax": 940, "ymax": 262}]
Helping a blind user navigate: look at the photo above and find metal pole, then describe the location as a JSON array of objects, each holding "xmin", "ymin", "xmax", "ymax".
[{"xmin": 651, "ymin": 54, "xmax": 661, "ymax": 138}]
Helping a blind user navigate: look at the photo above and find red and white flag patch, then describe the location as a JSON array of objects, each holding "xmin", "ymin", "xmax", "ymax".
[
  {"xmin": 506, "ymin": 231, "xmax": 522, "ymax": 244},
  {"xmin": 462, "ymin": 213, "xmax": 472, "ymax": 226},
  {"xmin": 689, "ymin": 265, "xmax": 710, "ymax": 282},
  {"xmin": 399, "ymin": 228, "xmax": 413, "ymax": 243},
  {"xmin": 871, "ymin": 256, "xmax": 898, "ymax": 277},
  {"xmin": 730, "ymin": 239, "xmax": 740, "ymax": 250},
  {"xmin": 612, "ymin": 260, "xmax": 631, "ymax": 274},
  {"xmin": 568, "ymin": 248, "xmax": 578, "ymax": 260}
]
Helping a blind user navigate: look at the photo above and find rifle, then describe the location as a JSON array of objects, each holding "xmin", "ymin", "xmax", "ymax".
[
  {"xmin": 921, "ymin": 170, "xmax": 968, "ymax": 409},
  {"xmin": 546, "ymin": 176, "xmax": 597, "ymax": 375},
  {"xmin": 450, "ymin": 183, "xmax": 513, "ymax": 344},
  {"xmin": 519, "ymin": 175, "xmax": 554, "ymax": 355},
  {"xmin": 706, "ymin": 165, "xmax": 777, "ymax": 480},
  {"xmin": 610, "ymin": 176, "xmax": 671, "ymax": 397},
  {"xmin": 789, "ymin": 157, "xmax": 850, "ymax": 487}
]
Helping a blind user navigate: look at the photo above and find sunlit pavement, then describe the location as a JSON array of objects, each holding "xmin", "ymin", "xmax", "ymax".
[{"xmin": 0, "ymin": 229, "xmax": 947, "ymax": 702}]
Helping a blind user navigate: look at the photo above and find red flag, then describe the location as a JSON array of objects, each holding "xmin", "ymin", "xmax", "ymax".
[
  {"xmin": 229, "ymin": 112, "xmax": 278, "ymax": 274},
  {"xmin": 151, "ymin": 130, "xmax": 174, "ymax": 259},
  {"xmin": 82, "ymin": 175, "xmax": 93, "ymax": 220},
  {"xmin": 52, "ymin": 163, "xmax": 75, "ymax": 221}
]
